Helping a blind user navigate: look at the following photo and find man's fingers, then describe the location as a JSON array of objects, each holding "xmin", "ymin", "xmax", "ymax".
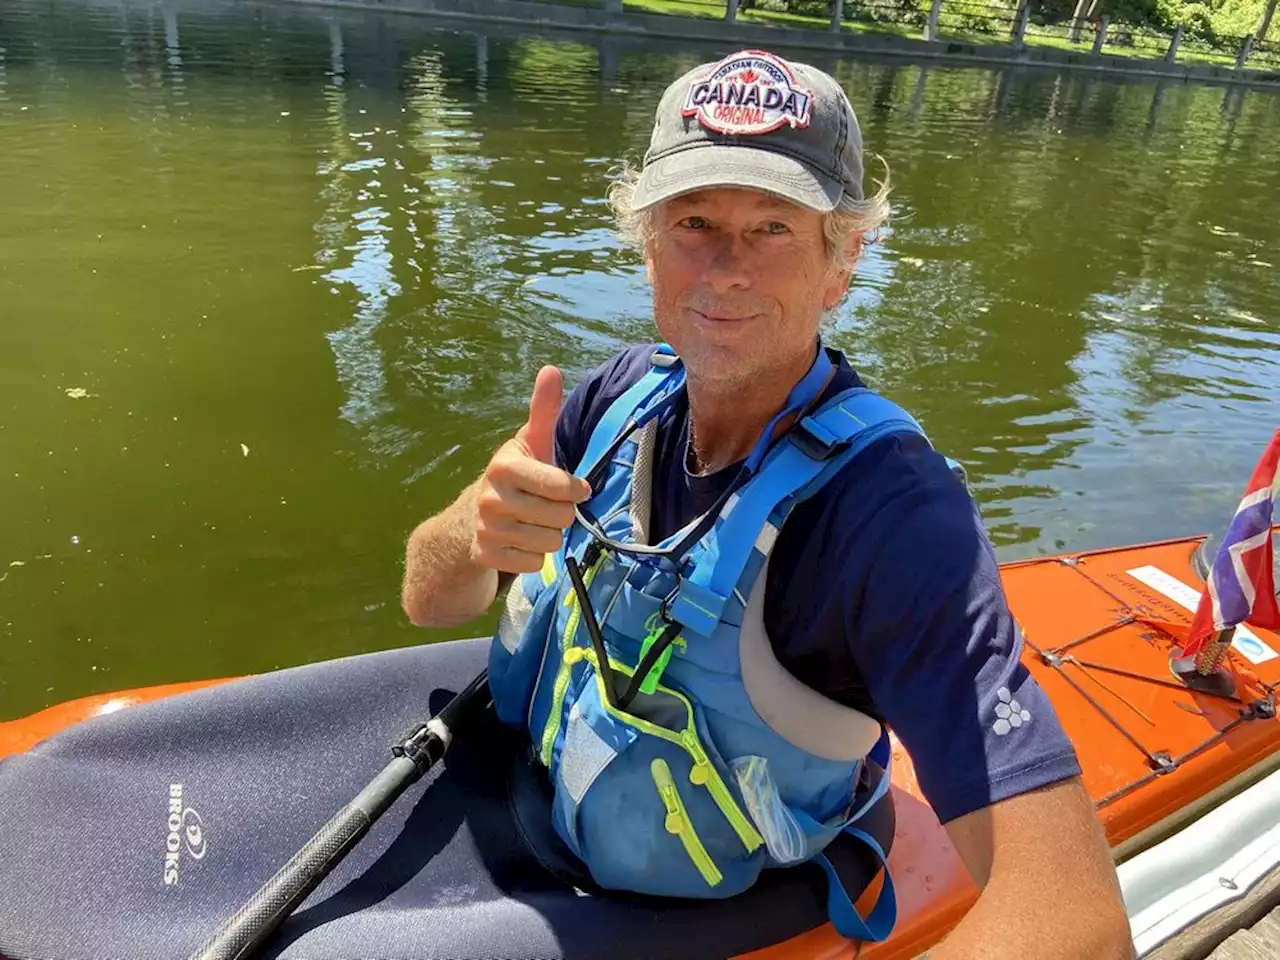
[
  {"xmin": 472, "ymin": 365, "xmax": 592, "ymax": 578},
  {"xmin": 502, "ymin": 487, "xmax": 578, "ymax": 530},
  {"xmin": 470, "ymin": 542, "xmax": 548, "ymax": 575},
  {"xmin": 508, "ymin": 457, "xmax": 592, "ymax": 503},
  {"xmin": 473, "ymin": 509, "xmax": 564, "ymax": 564},
  {"xmin": 481, "ymin": 516, "xmax": 565, "ymax": 556}
]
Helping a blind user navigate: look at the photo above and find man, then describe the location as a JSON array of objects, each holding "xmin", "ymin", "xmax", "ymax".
[{"xmin": 402, "ymin": 49, "xmax": 1131, "ymax": 958}]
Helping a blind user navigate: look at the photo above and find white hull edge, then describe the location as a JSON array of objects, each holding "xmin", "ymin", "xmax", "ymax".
[{"xmin": 1121, "ymin": 762, "xmax": 1280, "ymax": 956}]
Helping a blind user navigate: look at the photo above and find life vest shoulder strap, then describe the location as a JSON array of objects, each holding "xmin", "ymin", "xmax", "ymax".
[
  {"xmin": 798, "ymin": 388, "xmax": 968, "ymax": 487},
  {"xmin": 668, "ymin": 388, "xmax": 931, "ymax": 636},
  {"xmin": 792, "ymin": 386, "xmax": 926, "ymax": 460},
  {"xmin": 572, "ymin": 345, "xmax": 684, "ymax": 482}
]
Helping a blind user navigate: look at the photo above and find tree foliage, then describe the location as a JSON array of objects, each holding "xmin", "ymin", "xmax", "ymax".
[
  {"xmin": 1040, "ymin": 0, "xmax": 1269, "ymax": 38},
  {"xmin": 831, "ymin": 0, "xmax": 1276, "ymax": 41}
]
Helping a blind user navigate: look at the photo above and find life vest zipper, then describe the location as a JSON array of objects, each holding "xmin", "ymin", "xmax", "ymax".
[
  {"xmin": 539, "ymin": 551, "xmax": 606, "ymax": 766},
  {"xmin": 575, "ymin": 647, "xmax": 764, "ymax": 855},
  {"xmin": 680, "ymin": 728, "xmax": 764, "ymax": 854},
  {"xmin": 651, "ymin": 758, "xmax": 722, "ymax": 888}
]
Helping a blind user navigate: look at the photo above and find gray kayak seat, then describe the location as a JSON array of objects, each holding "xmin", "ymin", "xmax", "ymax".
[{"xmin": 0, "ymin": 637, "xmax": 894, "ymax": 960}]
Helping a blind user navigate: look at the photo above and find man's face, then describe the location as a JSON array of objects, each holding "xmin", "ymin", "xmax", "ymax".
[{"xmin": 643, "ymin": 187, "xmax": 855, "ymax": 389}]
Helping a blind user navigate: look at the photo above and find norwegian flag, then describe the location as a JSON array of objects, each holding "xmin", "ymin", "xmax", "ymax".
[{"xmin": 1181, "ymin": 429, "xmax": 1280, "ymax": 669}]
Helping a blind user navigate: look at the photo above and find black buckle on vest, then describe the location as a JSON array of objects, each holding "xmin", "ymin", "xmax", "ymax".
[{"xmin": 791, "ymin": 415, "xmax": 849, "ymax": 461}]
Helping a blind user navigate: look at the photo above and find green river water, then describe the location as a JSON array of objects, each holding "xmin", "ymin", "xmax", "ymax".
[{"xmin": 1, "ymin": 0, "xmax": 1278, "ymax": 721}]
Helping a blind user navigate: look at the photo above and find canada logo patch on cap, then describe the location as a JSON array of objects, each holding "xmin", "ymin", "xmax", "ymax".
[{"xmin": 681, "ymin": 50, "xmax": 814, "ymax": 136}]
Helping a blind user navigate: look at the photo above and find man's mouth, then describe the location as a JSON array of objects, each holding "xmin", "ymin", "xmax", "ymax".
[{"xmin": 691, "ymin": 309, "xmax": 755, "ymax": 324}]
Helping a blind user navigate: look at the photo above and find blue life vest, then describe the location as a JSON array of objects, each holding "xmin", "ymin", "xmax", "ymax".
[{"xmin": 488, "ymin": 343, "xmax": 956, "ymax": 944}]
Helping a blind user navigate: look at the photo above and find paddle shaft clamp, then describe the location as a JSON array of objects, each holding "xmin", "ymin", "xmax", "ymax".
[
  {"xmin": 393, "ymin": 669, "xmax": 488, "ymax": 772},
  {"xmin": 186, "ymin": 669, "xmax": 491, "ymax": 960}
]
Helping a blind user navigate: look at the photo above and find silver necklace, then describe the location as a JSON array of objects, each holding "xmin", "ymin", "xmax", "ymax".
[{"xmin": 686, "ymin": 419, "xmax": 709, "ymax": 475}]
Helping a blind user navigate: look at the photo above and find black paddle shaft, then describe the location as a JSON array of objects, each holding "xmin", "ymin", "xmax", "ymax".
[{"xmin": 187, "ymin": 669, "xmax": 491, "ymax": 960}]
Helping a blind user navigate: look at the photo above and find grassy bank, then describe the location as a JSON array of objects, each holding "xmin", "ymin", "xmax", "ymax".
[{"xmin": 547, "ymin": 0, "xmax": 1256, "ymax": 70}]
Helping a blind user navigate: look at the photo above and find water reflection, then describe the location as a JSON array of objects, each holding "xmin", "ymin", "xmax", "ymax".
[
  {"xmin": 329, "ymin": 20, "xmax": 344, "ymax": 87},
  {"xmin": 5, "ymin": 0, "xmax": 1280, "ymax": 718},
  {"xmin": 3, "ymin": 0, "xmax": 1279, "ymax": 558},
  {"xmin": 284, "ymin": 12, "xmax": 1276, "ymax": 552}
]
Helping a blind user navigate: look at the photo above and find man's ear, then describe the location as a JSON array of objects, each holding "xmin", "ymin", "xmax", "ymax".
[
  {"xmin": 823, "ymin": 231, "xmax": 863, "ymax": 310},
  {"xmin": 844, "ymin": 230, "xmax": 864, "ymax": 271}
]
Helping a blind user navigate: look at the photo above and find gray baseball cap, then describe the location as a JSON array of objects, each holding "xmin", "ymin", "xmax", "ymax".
[{"xmin": 631, "ymin": 50, "xmax": 864, "ymax": 213}]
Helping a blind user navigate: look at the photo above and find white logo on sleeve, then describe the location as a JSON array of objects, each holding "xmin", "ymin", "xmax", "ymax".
[{"xmin": 992, "ymin": 687, "xmax": 1031, "ymax": 736}]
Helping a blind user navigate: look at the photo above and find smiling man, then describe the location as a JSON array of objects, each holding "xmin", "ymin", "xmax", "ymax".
[{"xmin": 402, "ymin": 49, "xmax": 1132, "ymax": 958}]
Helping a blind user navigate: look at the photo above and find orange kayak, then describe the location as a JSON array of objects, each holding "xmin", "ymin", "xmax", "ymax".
[{"xmin": 2, "ymin": 531, "xmax": 1279, "ymax": 959}]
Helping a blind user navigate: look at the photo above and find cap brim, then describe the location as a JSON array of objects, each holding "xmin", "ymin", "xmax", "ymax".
[{"xmin": 631, "ymin": 144, "xmax": 843, "ymax": 213}]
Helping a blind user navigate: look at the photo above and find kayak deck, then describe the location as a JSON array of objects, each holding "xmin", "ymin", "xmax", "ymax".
[
  {"xmin": 1, "ymin": 533, "xmax": 1278, "ymax": 960},
  {"xmin": 749, "ymin": 534, "xmax": 1280, "ymax": 960}
]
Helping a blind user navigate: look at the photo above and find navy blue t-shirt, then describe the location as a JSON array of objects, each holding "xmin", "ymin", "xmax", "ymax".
[{"xmin": 554, "ymin": 344, "xmax": 1081, "ymax": 825}]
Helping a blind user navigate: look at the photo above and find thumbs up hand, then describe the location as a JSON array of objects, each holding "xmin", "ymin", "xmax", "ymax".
[{"xmin": 471, "ymin": 366, "xmax": 594, "ymax": 574}]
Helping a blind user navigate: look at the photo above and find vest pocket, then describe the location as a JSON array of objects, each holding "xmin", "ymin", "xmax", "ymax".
[
  {"xmin": 575, "ymin": 647, "xmax": 763, "ymax": 853},
  {"xmin": 552, "ymin": 694, "xmax": 635, "ymax": 854},
  {"xmin": 536, "ymin": 551, "xmax": 608, "ymax": 765},
  {"xmin": 546, "ymin": 648, "xmax": 768, "ymax": 898},
  {"xmin": 488, "ymin": 572, "xmax": 559, "ymax": 729}
]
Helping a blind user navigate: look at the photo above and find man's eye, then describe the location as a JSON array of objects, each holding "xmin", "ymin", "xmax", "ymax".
[
  {"xmin": 680, "ymin": 216, "xmax": 710, "ymax": 230},
  {"xmin": 764, "ymin": 221, "xmax": 790, "ymax": 235}
]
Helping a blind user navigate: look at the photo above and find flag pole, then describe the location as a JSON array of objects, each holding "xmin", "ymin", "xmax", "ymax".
[{"xmin": 1170, "ymin": 628, "xmax": 1237, "ymax": 697}]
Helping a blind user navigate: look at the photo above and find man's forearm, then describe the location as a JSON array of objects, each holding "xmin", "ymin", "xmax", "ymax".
[
  {"xmin": 922, "ymin": 874, "xmax": 1133, "ymax": 960},
  {"xmin": 401, "ymin": 479, "xmax": 502, "ymax": 628},
  {"xmin": 925, "ymin": 780, "xmax": 1133, "ymax": 960}
]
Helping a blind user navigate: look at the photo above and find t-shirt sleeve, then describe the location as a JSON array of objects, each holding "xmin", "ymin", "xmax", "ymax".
[
  {"xmin": 848, "ymin": 481, "xmax": 1082, "ymax": 825},
  {"xmin": 553, "ymin": 344, "xmax": 656, "ymax": 474}
]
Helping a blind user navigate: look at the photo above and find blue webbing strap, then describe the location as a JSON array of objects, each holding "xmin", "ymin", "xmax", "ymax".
[
  {"xmin": 806, "ymin": 388, "xmax": 924, "ymax": 444},
  {"xmin": 668, "ymin": 439, "xmax": 831, "ymax": 635},
  {"xmin": 742, "ymin": 346, "xmax": 833, "ymax": 473},
  {"xmin": 812, "ymin": 728, "xmax": 897, "ymax": 943},
  {"xmin": 813, "ymin": 828, "xmax": 897, "ymax": 943},
  {"xmin": 573, "ymin": 347, "xmax": 685, "ymax": 482},
  {"xmin": 801, "ymin": 390, "xmax": 970, "ymax": 490}
]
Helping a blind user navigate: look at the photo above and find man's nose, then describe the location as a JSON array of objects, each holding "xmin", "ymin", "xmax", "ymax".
[{"xmin": 702, "ymin": 233, "xmax": 753, "ymax": 295}]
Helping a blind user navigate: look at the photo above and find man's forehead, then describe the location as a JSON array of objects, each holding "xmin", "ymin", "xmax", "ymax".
[{"xmin": 663, "ymin": 188, "xmax": 811, "ymax": 213}]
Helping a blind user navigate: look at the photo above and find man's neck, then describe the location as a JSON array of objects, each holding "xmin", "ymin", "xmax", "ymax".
[{"xmin": 685, "ymin": 347, "xmax": 826, "ymax": 476}]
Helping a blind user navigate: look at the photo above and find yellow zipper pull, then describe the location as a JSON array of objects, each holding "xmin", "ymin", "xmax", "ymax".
[
  {"xmin": 680, "ymin": 729, "xmax": 712, "ymax": 784},
  {"xmin": 650, "ymin": 758, "xmax": 723, "ymax": 887},
  {"xmin": 652, "ymin": 762, "xmax": 686, "ymax": 836}
]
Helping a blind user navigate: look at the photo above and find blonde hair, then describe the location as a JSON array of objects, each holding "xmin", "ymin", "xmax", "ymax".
[{"xmin": 605, "ymin": 155, "xmax": 892, "ymax": 271}]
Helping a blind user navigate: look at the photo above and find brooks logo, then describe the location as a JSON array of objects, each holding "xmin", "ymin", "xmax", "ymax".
[{"xmin": 164, "ymin": 782, "xmax": 207, "ymax": 886}]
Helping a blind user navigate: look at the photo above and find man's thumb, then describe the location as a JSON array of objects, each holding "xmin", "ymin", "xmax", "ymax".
[{"xmin": 521, "ymin": 365, "xmax": 563, "ymax": 464}]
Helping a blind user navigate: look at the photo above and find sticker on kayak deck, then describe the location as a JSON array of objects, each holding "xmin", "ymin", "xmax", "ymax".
[{"xmin": 1125, "ymin": 565, "xmax": 1278, "ymax": 664}]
